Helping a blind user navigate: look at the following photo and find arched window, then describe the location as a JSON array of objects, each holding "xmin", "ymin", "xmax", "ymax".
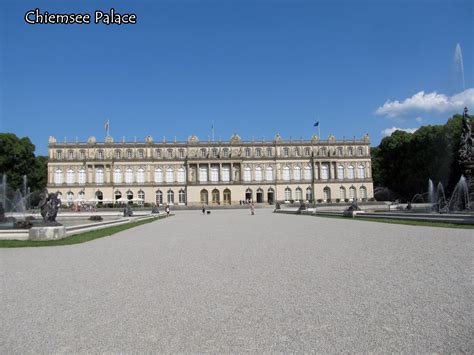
[
  {"xmin": 323, "ymin": 187, "xmax": 331, "ymax": 202},
  {"xmin": 66, "ymin": 191, "xmax": 74, "ymax": 205},
  {"xmin": 154, "ymin": 167, "xmax": 163, "ymax": 183},
  {"xmin": 349, "ymin": 186, "xmax": 356, "ymax": 201},
  {"xmin": 166, "ymin": 168, "xmax": 174, "ymax": 183},
  {"xmin": 199, "ymin": 166, "xmax": 208, "ymax": 182},
  {"xmin": 212, "ymin": 189, "xmax": 220, "ymax": 203},
  {"xmin": 266, "ymin": 166, "xmax": 274, "ymax": 181},
  {"xmin": 282, "ymin": 166, "xmax": 290, "ymax": 181},
  {"xmin": 358, "ymin": 164, "xmax": 366, "ymax": 179},
  {"xmin": 177, "ymin": 167, "xmax": 185, "ymax": 183},
  {"xmin": 348, "ymin": 165, "xmax": 355, "ymax": 179},
  {"xmin": 339, "ymin": 186, "xmax": 346, "ymax": 200},
  {"xmin": 115, "ymin": 190, "xmax": 122, "ymax": 202},
  {"xmin": 66, "ymin": 169, "xmax": 75, "ymax": 184},
  {"xmin": 337, "ymin": 165, "xmax": 345, "ymax": 179},
  {"xmin": 78, "ymin": 191, "xmax": 85, "ymax": 201},
  {"xmin": 95, "ymin": 168, "xmax": 104, "ymax": 185},
  {"xmin": 210, "ymin": 165, "xmax": 219, "ymax": 182},
  {"xmin": 294, "ymin": 148, "xmax": 300, "ymax": 157},
  {"xmin": 304, "ymin": 165, "xmax": 312, "ymax": 180},
  {"xmin": 125, "ymin": 168, "xmax": 133, "ymax": 184},
  {"xmin": 137, "ymin": 168, "xmax": 145, "ymax": 183},
  {"xmin": 156, "ymin": 190, "xmax": 163, "ymax": 205},
  {"xmin": 223, "ymin": 188, "xmax": 231, "ymax": 204},
  {"xmin": 243, "ymin": 167, "xmax": 252, "ymax": 182},
  {"xmin": 359, "ymin": 186, "xmax": 367, "ymax": 199},
  {"xmin": 78, "ymin": 168, "xmax": 86, "ymax": 184},
  {"xmin": 295, "ymin": 187, "xmax": 303, "ymax": 201},
  {"xmin": 293, "ymin": 166, "xmax": 301, "ymax": 181},
  {"xmin": 284, "ymin": 187, "xmax": 292, "ymax": 201},
  {"xmin": 179, "ymin": 189, "xmax": 186, "ymax": 204},
  {"xmin": 95, "ymin": 190, "xmax": 103, "ymax": 204},
  {"xmin": 221, "ymin": 165, "xmax": 230, "ymax": 182},
  {"xmin": 320, "ymin": 164, "xmax": 329, "ymax": 180},
  {"xmin": 54, "ymin": 169, "xmax": 63, "ymax": 184},
  {"xmin": 255, "ymin": 167, "xmax": 262, "ymax": 181},
  {"xmin": 126, "ymin": 190, "xmax": 133, "ymax": 202},
  {"xmin": 114, "ymin": 168, "xmax": 122, "ymax": 183},
  {"xmin": 200, "ymin": 189, "xmax": 209, "ymax": 204},
  {"xmin": 137, "ymin": 190, "xmax": 145, "ymax": 205},
  {"xmin": 306, "ymin": 187, "xmax": 312, "ymax": 201}
]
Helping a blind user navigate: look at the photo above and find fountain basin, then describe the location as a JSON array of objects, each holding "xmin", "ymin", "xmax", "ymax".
[{"xmin": 29, "ymin": 226, "xmax": 66, "ymax": 241}]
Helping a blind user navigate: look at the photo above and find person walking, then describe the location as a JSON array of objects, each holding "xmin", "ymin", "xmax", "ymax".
[
  {"xmin": 250, "ymin": 203, "xmax": 255, "ymax": 215},
  {"xmin": 165, "ymin": 204, "xmax": 170, "ymax": 216},
  {"xmin": 202, "ymin": 204, "xmax": 206, "ymax": 215}
]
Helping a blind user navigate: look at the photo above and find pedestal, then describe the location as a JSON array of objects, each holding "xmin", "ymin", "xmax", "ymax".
[{"xmin": 29, "ymin": 226, "xmax": 66, "ymax": 241}]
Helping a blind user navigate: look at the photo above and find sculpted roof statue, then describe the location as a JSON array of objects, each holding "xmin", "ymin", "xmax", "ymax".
[
  {"xmin": 48, "ymin": 136, "xmax": 57, "ymax": 144},
  {"xmin": 146, "ymin": 135, "xmax": 153, "ymax": 143},
  {"xmin": 274, "ymin": 133, "xmax": 282, "ymax": 142},
  {"xmin": 187, "ymin": 135, "xmax": 199, "ymax": 143},
  {"xmin": 87, "ymin": 136, "xmax": 96, "ymax": 144},
  {"xmin": 230, "ymin": 133, "xmax": 241, "ymax": 143}
]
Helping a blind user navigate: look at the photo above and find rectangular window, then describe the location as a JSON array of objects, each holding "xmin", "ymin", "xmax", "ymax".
[{"xmin": 266, "ymin": 148, "xmax": 272, "ymax": 157}]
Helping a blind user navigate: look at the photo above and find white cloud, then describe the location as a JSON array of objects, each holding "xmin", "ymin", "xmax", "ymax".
[
  {"xmin": 381, "ymin": 127, "xmax": 418, "ymax": 137},
  {"xmin": 375, "ymin": 88, "xmax": 474, "ymax": 118},
  {"xmin": 415, "ymin": 116, "xmax": 423, "ymax": 123}
]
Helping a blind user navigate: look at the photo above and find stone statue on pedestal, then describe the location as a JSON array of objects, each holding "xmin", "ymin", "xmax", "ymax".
[{"xmin": 38, "ymin": 189, "xmax": 62, "ymax": 225}]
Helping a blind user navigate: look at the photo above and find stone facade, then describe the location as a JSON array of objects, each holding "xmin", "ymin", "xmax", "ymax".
[{"xmin": 47, "ymin": 133, "xmax": 374, "ymax": 206}]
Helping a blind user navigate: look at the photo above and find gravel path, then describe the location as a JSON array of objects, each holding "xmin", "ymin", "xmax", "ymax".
[{"xmin": 1, "ymin": 209, "xmax": 472, "ymax": 353}]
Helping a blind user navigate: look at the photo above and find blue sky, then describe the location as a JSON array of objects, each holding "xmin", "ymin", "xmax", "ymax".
[{"xmin": 1, "ymin": 0, "xmax": 473, "ymax": 155}]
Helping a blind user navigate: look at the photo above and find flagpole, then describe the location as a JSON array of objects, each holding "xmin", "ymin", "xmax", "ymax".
[{"xmin": 211, "ymin": 121, "xmax": 215, "ymax": 142}]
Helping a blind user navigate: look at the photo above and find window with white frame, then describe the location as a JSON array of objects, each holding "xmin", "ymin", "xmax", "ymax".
[
  {"xmin": 284, "ymin": 187, "xmax": 292, "ymax": 201},
  {"xmin": 320, "ymin": 147, "xmax": 327, "ymax": 156},
  {"xmin": 127, "ymin": 150, "xmax": 133, "ymax": 158},
  {"xmin": 167, "ymin": 189, "xmax": 174, "ymax": 204},
  {"xmin": 179, "ymin": 149, "xmax": 185, "ymax": 158},
  {"xmin": 255, "ymin": 167, "xmax": 262, "ymax": 181},
  {"xmin": 359, "ymin": 186, "xmax": 367, "ymax": 199},
  {"xmin": 125, "ymin": 168, "xmax": 133, "ymax": 184},
  {"xmin": 337, "ymin": 165, "xmax": 345, "ymax": 179},
  {"xmin": 223, "ymin": 148, "xmax": 229, "ymax": 158},
  {"xmin": 138, "ymin": 150, "xmax": 144, "ymax": 159},
  {"xmin": 137, "ymin": 190, "xmax": 145, "ymax": 205},
  {"xmin": 167, "ymin": 149, "xmax": 173, "ymax": 158},
  {"xmin": 155, "ymin": 149, "xmax": 161, "ymax": 158},
  {"xmin": 320, "ymin": 164, "xmax": 329, "ymax": 180},
  {"xmin": 337, "ymin": 147, "xmax": 343, "ymax": 156},
  {"xmin": 294, "ymin": 148, "xmax": 300, "ymax": 156},
  {"xmin": 256, "ymin": 148, "xmax": 261, "ymax": 157},
  {"xmin": 212, "ymin": 149, "xmax": 218, "ymax": 158},
  {"xmin": 221, "ymin": 165, "xmax": 230, "ymax": 182},
  {"xmin": 306, "ymin": 187, "xmax": 312, "ymax": 201},
  {"xmin": 179, "ymin": 189, "xmax": 186, "ymax": 204},
  {"xmin": 243, "ymin": 167, "xmax": 251, "ymax": 182},
  {"xmin": 358, "ymin": 147, "xmax": 363, "ymax": 155},
  {"xmin": 166, "ymin": 168, "xmax": 173, "ymax": 183},
  {"xmin": 98, "ymin": 150, "xmax": 104, "ymax": 159},
  {"xmin": 293, "ymin": 166, "xmax": 301, "ymax": 181},
  {"xmin": 177, "ymin": 167, "xmax": 185, "ymax": 183},
  {"xmin": 348, "ymin": 147, "xmax": 353, "ymax": 156},
  {"xmin": 66, "ymin": 169, "xmax": 75, "ymax": 184},
  {"xmin": 349, "ymin": 186, "xmax": 356, "ymax": 200},
  {"xmin": 95, "ymin": 168, "xmax": 104, "ymax": 184},
  {"xmin": 56, "ymin": 151, "xmax": 62, "ymax": 159},
  {"xmin": 283, "ymin": 148, "xmax": 289, "ymax": 157},
  {"xmin": 210, "ymin": 166, "xmax": 219, "ymax": 182},
  {"xmin": 200, "ymin": 148, "xmax": 207, "ymax": 158},
  {"xmin": 304, "ymin": 165, "xmax": 312, "ymax": 180},
  {"xmin": 78, "ymin": 191, "xmax": 85, "ymax": 201},
  {"xmin": 115, "ymin": 150, "xmax": 121, "ymax": 159},
  {"xmin": 295, "ymin": 187, "xmax": 303, "ymax": 200},
  {"xmin": 358, "ymin": 164, "xmax": 365, "ymax": 179},
  {"xmin": 245, "ymin": 148, "xmax": 251, "ymax": 157},
  {"xmin": 67, "ymin": 191, "xmax": 74, "ymax": 205},
  {"xmin": 156, "ymin": 190, "xmax": 163, "ymax": 205},
  {"xmin": 282, "ymin": 166, "xmax": 290, "ymax": 181},
  {"xmin": 266, "ymin": 148, "xmax": 272, "ymax": 157},
  {"xmin": 348, "ymin": 165, "xmax": 355, "ymax": 179},
  {"xmin": 266, "ymin": 166, "xmax": 274, "ymax": 181},
  {"xmin": 304, "ymin": 147, "xmax": 310, "ymax": 156},
  {"xmin": 137, "ymin": 168, "xmax": 145, "ymax": 183},
  {"xmin": 78, "ymin": 168, "xmax": 86, "ymax": 184},
  {"xmin": 68, "ymin": 151, "xmax": 74, "ymax": 160},
  {"xmin": 114, "ymin": 168, "xmax": 122, "ymax": 183},
  {"xmin": 80, "ymin": 150, "xmax": 85, "ymax": 159},
  {"xmin": 323, "ymin": 187, "xmax": 331, "ymax": 201},
  {"xmin": 199, "ymin": 166, "xmax": 208, "ymax": 182},
  {"xmin": 154, "ymin": 168, "xmax": 163, "ymax": 183},
  {"xmin": 340, "ymin": 186, "xmax": 346, "ymax": 200}
]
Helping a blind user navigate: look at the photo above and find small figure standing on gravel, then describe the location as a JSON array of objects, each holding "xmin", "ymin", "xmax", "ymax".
[
  {"xmin": 250, "ymin": 203, "xmax": 255, "ymax": 215},
  {"xmin": 165, "ymin": 204, "xmax": 170, "ymax": 216},
  {"xmin": 202, "ymin": 204, "xmax": 206, "ymax": 215}
]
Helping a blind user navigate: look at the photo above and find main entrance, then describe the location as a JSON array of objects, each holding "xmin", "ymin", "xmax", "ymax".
[
  {"xmin": 267, "ymin": 188, "xmax": 274, "ymax": 204},
  {"xmin": 245, "ymin": 188, "xmax": 252, "ymax": 202},
  {"xmin": 223, "ymin": 189, "xmax": 231, "ymax": 204},
  {"xmin": 256, "ymin": 188, "xmax": 264, "ymax": 203}
]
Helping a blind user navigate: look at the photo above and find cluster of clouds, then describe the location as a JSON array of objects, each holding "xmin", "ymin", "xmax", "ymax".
[
  {"xmin": 376, "ymin": 88, "xmax": 474, "ymax": 118},
  {"xmin": 377, "ymin": 88, "xmax": 473, "ymax": 137}
]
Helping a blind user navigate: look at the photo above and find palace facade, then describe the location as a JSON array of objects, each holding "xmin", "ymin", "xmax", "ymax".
[{"xmin": 47, "ymin": 133, "xmax": 374, "ymax": 206}]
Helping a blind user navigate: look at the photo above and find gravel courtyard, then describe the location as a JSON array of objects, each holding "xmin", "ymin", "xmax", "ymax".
[{"xmin": 1, "ymin": 209, "xmax": 472, "ymax": 353}]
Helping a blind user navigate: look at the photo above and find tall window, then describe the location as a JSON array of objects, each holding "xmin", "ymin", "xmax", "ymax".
[
  {"xmin": 294, "ymin": 148, "xmax": 300, "ymax": 157},
  {"xmin": 340, "ymin": 186, "xmax": 346, "ymax": 200},
  {"xmin": 358, "ymin": 147, "xmax": 364, "ymax": 155},
  {"xmin": 68, "ymin": 151, "xmax": 74, "ymax": 160},
  {"xmin": 154, "ymin": 168, "xmax": 163, "ymax": 183},
  {"xmin": 137, "ymin": 168, "xmax": 145, "ymax": 183},
  {"xmin": 293, "ymin": 166, "xmax": 301, "ymax": 181},
  {"xmin": 200, "ymin": 189, "xmax": 209, "ymax": 204},
  {"xmin": 304, "ymin": 147, "xmax": 310, "ymax": 156},
  {"xmin": 179, "ymin": 149, "xmax": 185, "ymax": 158},
  {"xmin": 358, "ymin": 165, "xmax": 366, "ymax": 179},
  {"xmin": 98, "ymin": 150, "xmax": 104, "ymax": 159},
  {"xmin": 295, "ymin": 187, "xmax": 303, "ymax": 200},
  {"xmin": 222, "ymin": 166, "xmax": 230, "ymax": 182},
  {"xmin": 284, "ymin": 187, "xmax": 292, "ymax": 201},
  {"xmin": 56, "ymin": 151, "xmax": 62, "ymax": 160},
  {"xmin": 78, "ymin": 168, "xmax": 86, "ymax": 184},
  {"xmin": 156, "ymin": 190, "xmax": 163, "ymax": 205},
  {"xmin": 266, "ymin": 148, "xmax": 272, "ymax": 157},
  {"xmin": 114, "ymin": 168, "xmax": 122, "ymax": 183},
  {"xmin": 212, "ymin": 189, "xmax": 220, "ymax": 203},
  {"xmin": 266, "ymin": 166, "xmax": 274, "ymax": 181},
  {"xmin": 348, "ymin": 147, "xmax": 353, "ymax": 156},
  {"xmin": 199, "ymin": 166, "xmax": 208, "ymax": 182},
  {"xmin": 67, "ymin": 191, "xmax": 74, "ymax": 205},
  {"xmin": 125, "ymin": 168, "xmax": 133, "ymax": 184},
  {"xmin": 137, "ymin": 190, "xmax": 145, "ymax": 205},
  {"xmin": 337, "ymin": 147, "xmax": 343, "ymax": 156},
  {"xmin": 115, "ymin": 150, "xmax": 121, "ymax": 159},
  {"xmin": 166, "ymin": 168, "xmax": 174, "ymax": 183},
  {"xmin": 320, "ymin": 147, "xmax": 327, "ymax": 156},
  {"xmin": 115, "ymin": 190, "xmax": 122, "ymax": 202},
  {"xmin": 348, "ymin": 165, "xmax": 355, "ymax": 179},
  {"xmin": 138, "ymin": 150, "xmax": 144, "ymax": 159},
  {"xmin": 177, "ymin": 167, "xmax": 185, "ymax": 183},
  {"xmin": 255, "ymin": 167, "xmax": 262, "ymax": 181},
  {"xmin": 320, "ymin": 164, "xmax": 329, "ymax": 180},
  {"xmin": 245, "ymin": 148, "xmax": 251, "ymax": 157},
  {"xmin": 306, "ymin": 187, "xmax": 312, "ymax": 201},
  {"xmin": 304, "ymin": 165, "xmax": 312, "ymax": 180},
  {"xmin": 80, "ymin": 150, "xmax": 85, "ymax": 159},
  {"xmin": 179, "ymin": 189, "xmax": 186, "ymax": 204},
  {"xmin": 282, "ymin": 166, "xmax": 290, "ymax": 181},
  {"xmin": 359, "ymin": 186, "xmax": 367, "ymax": 199},
  {"xmin": 127, "ymin": 190, "xmax": 133, "ymax": 202},
  {"xmin": 210, "ymin": 166, "xmax": 219, "ymax": 182},
  {"xmin": 349, "ymin": 186, "xmax": 356, "ymax": 200},
  {"xmin": 323, "ymin": 187, "xmax": 331, "ymax": 201},
  {"xmin": 256, "ymin": 148, "xmax": 261, "ymax": 157},
  {"xmin": 78, "ymin": 191, "xmax": 85, "ymax": 201},
  {"xmin": 95, "ymin": 168, "xmax": 104, "ymax": 184},
  {"xmin": 337, "ymin": 165, "xmax": 345, "ymax": 179},
  {"xmin": 66, "ymin": 169, "xmax": 75, "ymax": 184},
  {"xmin": 200, "ymin": 148, "xmax": 207, "ymax": 158},
  {"xmin": 223, "ymin": 148, "xmax": 229, "ymax": 158},
  {"xmin": 167, "ymin": 149, "xmax": 173, "ymax": 158},
  {"xmin": 127, "ymin": 150, "xmax": 133, "ymax": 158},
  {"xmin": 212, "ymin": 149, "xmax": 218, "ymax": 158},
  {"xmin": 243, "ymin": 167, "xmax": 251, "ymax": 182},
  {"xmin": 155, "ymin": 149, "xmax": 162, "ymax": 158},
  {"xmin": 283, "ymin": 148, "xmax": 289, "ymax": 157}
]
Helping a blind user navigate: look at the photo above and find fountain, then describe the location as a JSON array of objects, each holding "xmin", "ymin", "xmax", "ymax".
[
  {"xmin": 448, "ymin": 175, "xmax": 470, "ymax": 211},
  {"xmin": 428, "ymin": 179, "xmax": 435, "ymax": 205}
]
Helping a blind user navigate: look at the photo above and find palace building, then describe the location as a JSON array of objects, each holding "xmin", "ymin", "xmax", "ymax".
[{"xmin": 46, "ymin": 133, "xmax": 374, "ymax": 206}]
